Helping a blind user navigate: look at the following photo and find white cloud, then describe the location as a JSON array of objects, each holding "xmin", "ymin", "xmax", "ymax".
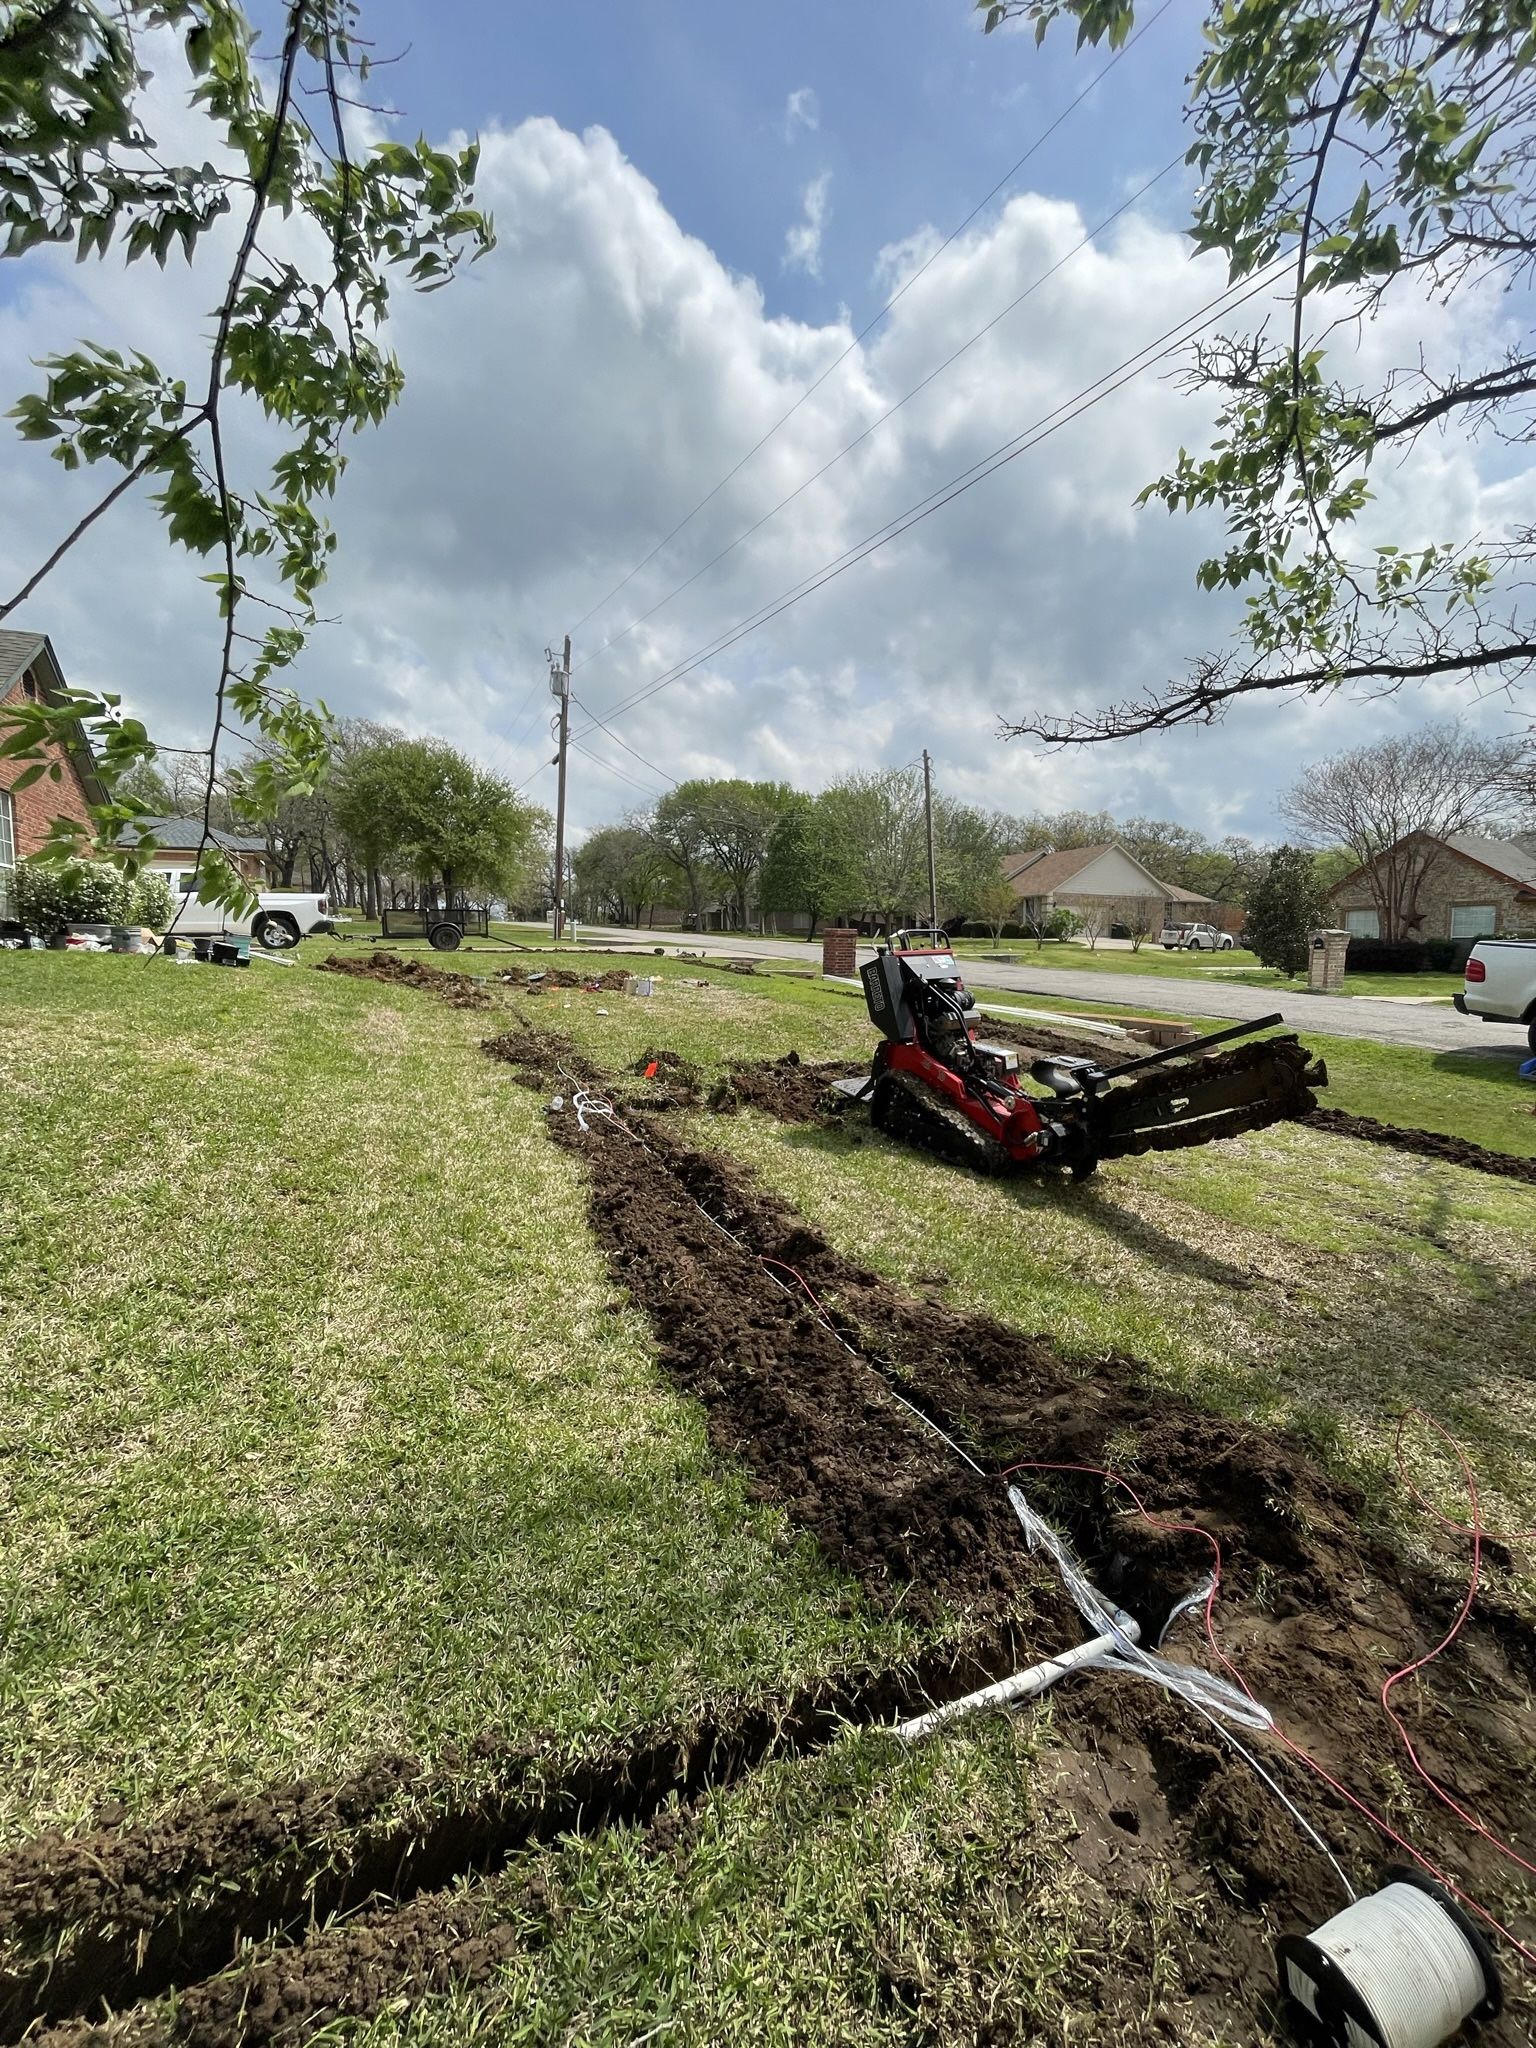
[
  {"xmin": 0, "ymin": 111, "xmax": 1530, "ymax": 846},
  {"xmin": 782, "ymin": 172, "xmax": 832, "ymax": 279},
  {"xmin": 783, "ymin": 87, "xmax": 820, "ymax": 139}
]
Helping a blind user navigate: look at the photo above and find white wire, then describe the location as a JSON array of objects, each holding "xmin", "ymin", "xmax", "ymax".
[{"xmin": 1005, "ymin": 1484, "xmax": 1273, "ymax": 1733}]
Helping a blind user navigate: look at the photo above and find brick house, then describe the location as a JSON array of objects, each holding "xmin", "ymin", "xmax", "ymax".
[
  {"xmin": 1326, "ymin": 832, "xmax": 1536, "ymax": 942},
  {"xmin": 1004, "ymin": 842, "xmax": 1214, "ymax": 930},
  {"xmin": 0, "ymin": 629, "xmax": 107, "ymax": 920}
]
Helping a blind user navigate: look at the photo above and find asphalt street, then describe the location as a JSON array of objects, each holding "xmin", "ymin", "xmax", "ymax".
[{"xmin": 579, "ymin": 923, "xmax": 1531, "ymax": 1055}]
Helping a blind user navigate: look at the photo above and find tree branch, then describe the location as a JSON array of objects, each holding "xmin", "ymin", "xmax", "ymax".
[
  {"xmin": 1005, "ymin": 637, "xmax": 1536, "ymax": 745},
  {"xmin": 1376, "ymin": 358, "xmax": 1536, "ymax": 439}
]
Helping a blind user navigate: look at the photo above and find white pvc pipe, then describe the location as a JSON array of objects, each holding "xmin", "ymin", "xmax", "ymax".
[{"xmin": 895, "ymin": 1612, "xmax": 1141, "ymax": 1743}]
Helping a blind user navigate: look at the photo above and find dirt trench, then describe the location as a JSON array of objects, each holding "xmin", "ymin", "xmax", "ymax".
[
  {"xmin": 482, "ymin": 1028, "xmax": 1536, "ymax": 2040},
  {"xmin": 314, "ymin": 953, "xmax": 632, "ymax": 1004},
  {"xmin": 11, "ymin": 1631, "xmax": 1031, "ymax": 2048}
]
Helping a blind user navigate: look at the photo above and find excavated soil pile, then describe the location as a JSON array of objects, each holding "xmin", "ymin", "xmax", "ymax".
[
  {"xmin": 1307, "ymin": 1105, "xmax": 1536, "ymax": 1185},
  {"xmin": 314, "ymin": 955, "xmax": 632, "ymax": 1005},
  {"xmin": 709, "ymin": 1050, "xmax": 868, "ymax": 1120},
  {"xmin": 628, "ymin": 1047, "xmax": 703, "ymax": 1109},
  {"xmin": 315, "ymin": 952, "xmax": 492, "ymax": 1008},
  {"xmin": 495, "ymin": 964, "xmax": 631, "ymax": 991}
]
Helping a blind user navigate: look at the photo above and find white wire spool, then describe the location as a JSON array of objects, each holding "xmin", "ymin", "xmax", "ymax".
[{"xmin": 1276, "ymin": 1871, "xmax": 1501, "ymax": 2048}]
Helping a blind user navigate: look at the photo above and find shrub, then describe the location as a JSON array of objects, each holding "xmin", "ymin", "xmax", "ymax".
[
  {"xmin": 1344, "ymin": 935, "xmax": 1478, "ymax": 974},
  {"xmin": 130, "ymin": 873, "xmax": 176, "ymax": 928},
  {"xmin": 13, "ymin": 857, "xmax": 129, "ymax": 935},
  {"xmin": 1245, "ymin": 846, "xmax": 1326, "ymax": 976}
]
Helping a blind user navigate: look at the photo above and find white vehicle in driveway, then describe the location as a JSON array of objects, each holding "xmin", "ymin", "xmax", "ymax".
[
  {"xmin": 1457, "ymin": 938, "xmax": 1536, "ymax": 1050},
  {"xmin": 1159, "ymin": 921, "xmax": 1236, "ymax": 951},
  {"xmin": 170, "ymin": 879, "xmax": 338, "ymax": 951}
]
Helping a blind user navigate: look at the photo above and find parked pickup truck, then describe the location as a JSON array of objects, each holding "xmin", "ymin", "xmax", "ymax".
[
  {"xmin": 170, "ymin": 880, "xmax": 338, "ymax": 951},
  {"xmin": 1457, "ymin": 939, "xmax": 1536, "ymax": 1050},
  {"xmin": 1159, "ymin": 921, "xmax": 1236, "ymax": 952}
]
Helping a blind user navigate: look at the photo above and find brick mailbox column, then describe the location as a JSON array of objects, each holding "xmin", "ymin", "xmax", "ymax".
[
  {"xmin": 1307, "ymin": 928, "xmax": 1350, "ymax": 993},
  {"xmin": 821, "ymin": 926, "xmax": 859, "ymax": 979}
]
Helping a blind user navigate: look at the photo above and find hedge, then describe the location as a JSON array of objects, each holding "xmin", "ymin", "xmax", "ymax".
[{"xmin": 1343, "ymin": 934, "xmax": 1481, "ymax": 974}]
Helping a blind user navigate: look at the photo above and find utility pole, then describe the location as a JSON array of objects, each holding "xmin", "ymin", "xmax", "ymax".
[
  {"xmin": 922, "ymin": 747, "xmax": 938, "ymax": 930},
  {"xmin": 550, "ymin": 635, "xmax": 571, "ymax": 940}
]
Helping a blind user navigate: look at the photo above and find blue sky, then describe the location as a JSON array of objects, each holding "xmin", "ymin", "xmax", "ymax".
[
  {"xmin": 361, "ymin": 0, "xmax": 1195, "ymax": 321},
  {"xmin": 0, "ymin": 2, "xmax": 1528, "ymax": 839}
]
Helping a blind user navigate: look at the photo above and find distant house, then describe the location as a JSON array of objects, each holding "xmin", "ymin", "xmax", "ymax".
[
  {"xmin": 1326, "ymin": 832, "xmax": 1536, "ymax": 942},
  {"xmin": 0, "ymin": 629, "xmax": 108, "ymax": 919},
  {"xmin": 1004, "ymin": 842, "xmax": 1214, "ymax": 930},
  {"xmin": 117, "ymin": 816, "xmax": 274, "ymax": 893}
]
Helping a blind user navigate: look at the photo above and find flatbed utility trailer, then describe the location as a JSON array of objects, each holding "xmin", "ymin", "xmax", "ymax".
[{"xmin": 374, "ymin": 905, "xmax": 491, "ymax": 952}]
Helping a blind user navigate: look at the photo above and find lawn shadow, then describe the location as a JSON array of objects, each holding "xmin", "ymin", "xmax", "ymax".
[
  {"xmin": 774, "ymin": 1114, "xmax": 1266, "ymax": 1293},
  {"xmin": 1430, "ymin": 1044, "xmax": 1535, "ymax": 1092}
]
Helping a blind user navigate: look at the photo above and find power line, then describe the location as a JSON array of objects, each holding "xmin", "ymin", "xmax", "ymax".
[
  {"xmin": 567, "ymin": 0, "xmax": 1178, "ymax": 644},
  {"xmin": 569, "ymin": 736, "xmax": 669, "ymax": 802},
  {"xmin": 568, "ymin": 256, "xmax": 1289, "ymax": 745},
  {"xmin": 570, "ymin": 152, "xmax": 1183, "ymax": 682},
  {"xmin": 570, "ymin": 693, "xmax": 678, "ymax": 785}
]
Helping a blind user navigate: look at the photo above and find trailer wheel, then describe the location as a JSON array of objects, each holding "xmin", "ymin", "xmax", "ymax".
[
  {"xmin": 428, "ymin": 921, "xmax": 463, "ymax": 952},
  {"xmin": 1528, "ymin": 1018, "xmax": 1536, "ymax": 1053}
]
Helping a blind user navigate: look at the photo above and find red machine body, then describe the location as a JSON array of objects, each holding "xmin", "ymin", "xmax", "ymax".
[
  {"xmin": 876, "ymin": 1035, "xmax": 1047, "ymax": 1161},
  {"xmin": 851, "ymin": 929, "xmax": 1326, "ymax": 1178}
]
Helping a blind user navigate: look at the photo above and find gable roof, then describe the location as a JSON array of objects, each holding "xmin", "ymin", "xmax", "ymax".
[
  {"xmin": 1002, "ymin": 840, "xmax": 1212, "ymax": 904},
  {"xmin": 1003, "ymin": 844, "xmax": 1107, "ymax": 893},
  {"xmin": 1327, "ymin": 830, "xmax": 1536, "ymax": 898},
  {"xmin": 116, "ymin": 815, "xmax": 269, "ymax": 855},
  {"xmin": 0, "ymin": 628, "xmax": 109, "ymax": 808},
  {"xmin": 0, "ymin": 629, "xmax": 47, "ymax": 695}
]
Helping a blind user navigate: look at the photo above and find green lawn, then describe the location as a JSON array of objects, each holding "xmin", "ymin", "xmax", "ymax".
[
  {"xmin": 4, "ymin": 946, "xmax": 1534, "ymax": 2045},
  {"xmin": 0, "ymin": 953, "xmax": 920, "ymax": 1841}
]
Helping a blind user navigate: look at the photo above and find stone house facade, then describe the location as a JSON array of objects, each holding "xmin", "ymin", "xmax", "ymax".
[{"xmin": 1326, "ymin": 832, "xmax": 1536, "ymax": 941}]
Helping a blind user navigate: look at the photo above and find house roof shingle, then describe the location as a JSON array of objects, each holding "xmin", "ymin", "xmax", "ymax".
[
  {"xmin": 0, "ymin": 628, "xmax": 109, "ymax": 808},
  {"xmin": 118, "ymin": 815, "xmax": 269, "ymax": 855},
  {"xmin": 1442, "ymin": 832, "xmax": 1536, "ymax": 891},
  {"xmin": 1328, "ymin": 831, "xmax": 1536, "ymax": 897},
  {"xmin": 1002, "ymin": 844, "xmax": 1107, "ymax": 893}
]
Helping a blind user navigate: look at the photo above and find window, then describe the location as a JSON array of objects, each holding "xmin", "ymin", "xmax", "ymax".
[
  {"xmin": 1450, "ymin": 904, "xmax": 1497, "ymax": 940},
  {"xmin": 1344, "ymin": 907, "xmax": 1380, "ymax": 937},
  {"xmin": 0, "ymin": 789, "xmax": 14, "ymax": 920}
]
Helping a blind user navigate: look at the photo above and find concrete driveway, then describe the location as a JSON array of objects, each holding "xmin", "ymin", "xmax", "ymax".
[{"xmin": 579, "ymin": 924, "xmax": 1531, "ymax": 1055}]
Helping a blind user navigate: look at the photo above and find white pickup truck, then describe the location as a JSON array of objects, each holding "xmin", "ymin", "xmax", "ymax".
[
  {"xmin": 169, "ymin": 880, "xmax": 338, "ymax": 951},
  {"xmin": 1457, "ymin": 939, "xmax": 1536, "ymax": 1050}
]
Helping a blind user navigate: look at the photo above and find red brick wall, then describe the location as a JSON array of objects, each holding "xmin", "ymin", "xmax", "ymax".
[
  {"xmin": 0, "ymin": 671, "xmax": 97, "ymax": 856},
  {"xmin": 821, "ymin": 927, "xmax": 859, "ymax": 977}
]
